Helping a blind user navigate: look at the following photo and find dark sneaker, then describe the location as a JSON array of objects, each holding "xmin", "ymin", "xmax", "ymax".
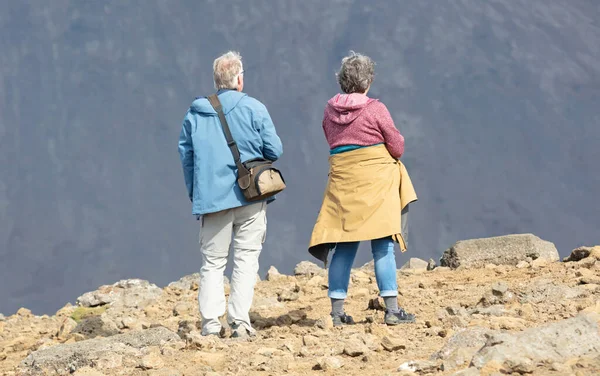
[
  {"xmin": 230, "ymin": 322, "xmax": 255, "ymax": 339},
  {"xmin": 384, "ymin": 308, "xmax": 416, "ymax": 325},
  {"xmin": 331, "ymin": 313, "xmax": 356, "ymax": 327}
]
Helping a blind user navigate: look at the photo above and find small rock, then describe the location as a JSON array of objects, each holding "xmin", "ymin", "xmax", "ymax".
[
  {"xmin": 368, "ymin": 296, "xmax": 386, "ymax": 311},
  {"xmin": 582, "ymin": 301, "xmax": 600, "ymax": 314},
  {"xmin": 186, "ymin": 331, "xmax": 218, "ymax": 350},
  {"xmin": 139, "ymin": 352, "xmax": 164, "ymax": 370},
  {"xmin": 401, "ymin": 258, "xmax": 429, "ymax": 270},
  {"xmin": 479, "ymin": 283, "xmax": 515, "ymax": 307},
  {"xmin": 173, "ymin": 302, "xmax": 194, "ymax": 317},
  {"xmin": 278, "ymin": 289, "xmax": 300, "ymax": 302},
  {"xmin": 485, "ymin": 263, "xmax": 498, "ymax": 269},
  {"xmin": 518, "ymin": 303, "xmax": 535, "ymax": 319},
  {"xmin": 343, "ymin": 338, "xmax": 369, "ymax": 357},
  {"xmin": 306, "ymin": 275, "xmax": 327, "ymax": 287},
  {"xmin": 144, "ymin": 304, "xmax": 161, "ymax": 319},
  {"xmin": 444, "ymin": 316, "xmax": 468, "ymax": 329},
  {"xmin": 303, "ymin": 335, "xmax": 319, "ymax": 346},
  {"xmin": 360, "ymin": 334, "xmax": 381, "ymax": 352},
  {"xmin": 315, "ymin": 315, "xmax": 334, "ymax": 330},
  {"xmin": 57, "ymin": 318, "xmax": 78, "ymax": 340},
  {"xmin": 381, "ymin": 336, "xmax": 406, "ymax": 352},
  {"xmin": 516, "ymin": 261, "xmax": 529, "ymax": 269},
  {"xmin": 66, "ymin": 333, "xmax": 86, "ymax": 342},
  {"xmin": 177, "ymin": 320, "xmax": 200, "ymax": 340},
  {"xmin": 489, "ymin": 316, "xmax": 527, "ymax": 331},
  {"xmin": 427, "ymin": 258, "xmax": 437, "ymax": 270},
  {"xmin": 446, "ymin": 306, "xmax": 469, "ymax": 317},
  {"xmin": 299, "ymin": 347, "xmax": 311, "ymax": 357},
  {"xmin": 167, "ymin": 273, "xmax": 200, "ymax": 291},
  {"xmin": 550, "ymin": 362, "xmax": 573, "ymax": 373},
  {"xmin": 294, "ymin": 261, "xmax": 326, "ymax": 277},
  {"xmin": 579, "ymin": 277, "xmax": 600, "ymax": 285},
  {"xmin": 564, "ymin": 246, "xmax": 600, "ymax": 262},
  {"xmin": 531, "ymin": 258, "xmax": 550, "ymax": 268},
  {"xmin": 575, "ymin": 268, "xmax": 595, "ymax": 278},
  {"xmin": 398, "ymin": 360, "xmax": 440, "ymax": 373},
  {"xmin": 72, "ymin": 314, "xmax": 120, "ymax": 339},
  {"xmin": 491, "ymin": 282, "xmax": 508, "ymax": 296},
  {"xmin": 577, "ymin": 257, "xmax": 598, "ymax": 269},
  {"xmin": 0, "ymin": 313, "xmax": 5, "ymax": 321},
  {"xmin": 317, "ymin": 356, "xmax": 343, "ymax": 370},
  {"xmin": 17, "ymin": 308, "xmax": 33, "ymax": 317},
  {"xmin": 276, "ymin": 309, "xmax": 307, "ymax": 326},
  {"xmin": 266, "ymin": 266, "xmax": 283, "ymax": 281},
  {"xmin": 432, "ymin": 267, "xmax": 451, "ymax": 273}
]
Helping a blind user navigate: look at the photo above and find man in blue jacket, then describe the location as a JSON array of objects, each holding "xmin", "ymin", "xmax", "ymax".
[{"xmin": 178, "ymin": 51, "xmax": 283, "ymax": 338}]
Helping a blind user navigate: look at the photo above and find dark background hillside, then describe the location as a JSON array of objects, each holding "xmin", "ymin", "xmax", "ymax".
[{"xmin": 1, "ymin": 0, "xmax": 599, "ymax": 315}]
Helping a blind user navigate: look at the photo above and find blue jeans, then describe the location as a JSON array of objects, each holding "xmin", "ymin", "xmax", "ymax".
[{"xmin": 328, "ymin": 237, "xmax": 398, "ymax": 299}]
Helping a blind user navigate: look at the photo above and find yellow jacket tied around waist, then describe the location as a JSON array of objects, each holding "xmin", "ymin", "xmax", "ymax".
[{"xmin": 308, "ymin": 144, "xmax": 417, "ymax": 264}]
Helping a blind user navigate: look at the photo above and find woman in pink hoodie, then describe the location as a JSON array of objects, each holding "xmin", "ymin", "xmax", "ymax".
[{"xmin": 317, "ymin": 52, "xmax": 415, "ymax": 326}]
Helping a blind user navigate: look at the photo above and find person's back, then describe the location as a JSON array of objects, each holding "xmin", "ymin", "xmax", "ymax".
[
  {"xmin": 182, "ymin": 90, "xmax": 282, "ymax": 215},
  {"xmin": 178, "ymin": 51, "xmax": 282, "ymax": 338},
  {"xmin": 322, "ymin": 93, "xmax": 404, "ymax": 159}
]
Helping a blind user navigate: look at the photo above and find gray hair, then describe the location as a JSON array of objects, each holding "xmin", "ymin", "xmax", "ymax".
[
  {"xmin": 213, "ymin": 51, "xmax": 243, "ymax": 90},
  {"xmin": 336, "ymin": 51, "xmax": 375, "ymax": 94}
]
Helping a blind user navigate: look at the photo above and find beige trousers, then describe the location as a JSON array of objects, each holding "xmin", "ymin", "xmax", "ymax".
[{"xmin": 198, "ymin": 202, "xmax": 267, "ymax": 335}]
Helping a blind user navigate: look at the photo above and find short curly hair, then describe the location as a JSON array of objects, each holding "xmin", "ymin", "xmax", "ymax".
[{"xmin": 336, "ymin": 51, "xmax": 375, "ymax": 94}]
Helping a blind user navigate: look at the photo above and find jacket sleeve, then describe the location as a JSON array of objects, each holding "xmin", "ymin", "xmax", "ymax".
[
  {"xmin": 255, "ymin": 103, "xmax": 283, "ymax": 161},
  {"xmin": 178, "ymin": 112, "xmax": 194, "ymax": 201},
  {"xmin": 375, "ymin": 103, "xmax": 405, "ymax": 159}
]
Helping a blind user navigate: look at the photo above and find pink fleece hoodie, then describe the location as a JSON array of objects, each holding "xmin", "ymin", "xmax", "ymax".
[{"xmin": 322, "ymin": 93, "xmax": 405, "ymax": 158}]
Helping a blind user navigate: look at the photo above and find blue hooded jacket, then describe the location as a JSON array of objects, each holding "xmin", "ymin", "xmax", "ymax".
[{"xmin": 178, "ymin": 90, "xmax": 283, "ymax": 215}]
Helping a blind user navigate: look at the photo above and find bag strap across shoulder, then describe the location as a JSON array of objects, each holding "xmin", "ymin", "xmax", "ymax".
[{"xmin": 207, "ymin": 94, "xmax": 250, "ymax": 179}]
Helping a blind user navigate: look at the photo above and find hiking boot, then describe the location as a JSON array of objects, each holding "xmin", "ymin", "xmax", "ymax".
[
  {"xmin": 230, "ymin": 322, "xmax": 255, "ymax": 339},
  {"xmin": 331, "ymin": 313, "xmax": 356, "ymax": 327},
  {"xmin": 384, "ymin": 308, "xmax": 416, "ymax": 325}
]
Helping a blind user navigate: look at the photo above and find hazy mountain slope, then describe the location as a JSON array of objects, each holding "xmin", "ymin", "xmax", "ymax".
[{"xmin": 1, "ymin": 0, "xmax": 599, "ymax": 314}]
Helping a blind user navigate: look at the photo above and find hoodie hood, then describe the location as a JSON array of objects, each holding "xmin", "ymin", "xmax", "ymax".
[
  {"xmin": 190, "ymin": 90, "xmax": 247, "ymax": 116},
  {"xmin": 326, "ymin": 93, "xmax": 377, "ymax": 125}
]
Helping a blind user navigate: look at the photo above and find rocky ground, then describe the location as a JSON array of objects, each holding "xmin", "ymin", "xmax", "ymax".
[{"xmin": 1, "ymin": 235, "xmax": 599, "ymax": 376}]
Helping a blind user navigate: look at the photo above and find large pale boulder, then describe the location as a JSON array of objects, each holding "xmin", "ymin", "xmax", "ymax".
[
  {"xmin": 19, "ymin": 327, "xmax": 181, "ymax": 375},
  {"xmin": 440, "ymin": 234, "xmax": 559, "ymax": 269},
  {"xmin": 400, "ymin": 258, "xmax": 429, "ymax": 270},
  {"xmin": 294, "ymin": 261, "xmax": 326, "ymax": 277},
  {"xmin": 471, "ymin": 313, "xmax": 600, "ymax": 373},
  {"xmin": 76, "ymin": 279, "xmax": 162, "ymax": 309}
]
